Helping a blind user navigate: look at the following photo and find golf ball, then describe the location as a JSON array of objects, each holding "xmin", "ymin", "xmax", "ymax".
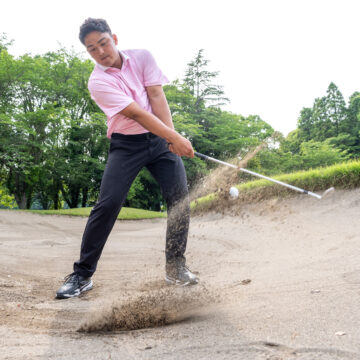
[{"xmin": 229, "ymin": 186, "xmax": 239, "ymax": 199}]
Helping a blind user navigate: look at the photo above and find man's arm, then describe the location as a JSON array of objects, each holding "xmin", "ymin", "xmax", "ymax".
[
  {"xmin": 119, "ymin": 102, "xmax": 194, "ymax": 158},
  {"xmin": 146, "ymin": 85, "xmax": 174, "ymax": 130}
]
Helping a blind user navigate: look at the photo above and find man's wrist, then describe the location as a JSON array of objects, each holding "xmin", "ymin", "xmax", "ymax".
[{"xmin": 166, "ymin": 129, "xmax": 181, "ymax": 144}]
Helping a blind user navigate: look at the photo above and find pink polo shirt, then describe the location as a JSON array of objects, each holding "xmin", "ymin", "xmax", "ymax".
[{"xmin": 88, "ymin": 49, "xmax": 169, "ymax": 138}]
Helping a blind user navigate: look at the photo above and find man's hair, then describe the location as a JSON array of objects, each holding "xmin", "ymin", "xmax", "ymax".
[{"xmin": 79, "ymin": 18, "xmax": 112, "ymax": 45}]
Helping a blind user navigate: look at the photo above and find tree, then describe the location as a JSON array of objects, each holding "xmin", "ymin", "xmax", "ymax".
[
  {"xmin": 325, "ymin": 82, "xmax": 347, "ymax": 136},
  {"xmin": 297, "ymin": 107, "xmax": 313, "ymax": 141},
  {"xmin": 299, "ymin": 140, "xmax": 349, "ymax": 168},
  {"xmin": 341, "ymin": 92, "xmax": 360, "ymax": 156},
  {"xmin": 0, "ymin": 47, "xmax": 108, "ymax": 209},
  {"xmin": 281, "ymin": 129, "xmax": 303, "ymax": 154},
  {"xmin": 0, "ymin": 52, "xmax": 66, "ymax": 208},
  {"xmin": 43, "ymin": 49, "xmax": 108, "ymax": 208},
  {"xmin": 59, "ymin": 114, "xmax": 108, "ymax": 208},
  {"xmin": 0, "ymin": 33, "xmax": 13, "ymax": 53},
  {"xmin": 183, "ymin": 49, "xmax": 229, "ymax": 114},
  {"xmin": 0, "ymin": 169, "xmax": 15, "ymax": 208},
  {"xmin": 347, "ymin": 92, "xmax": 360, "ymax": 132},
  {"xmin": 312, "ymin": 96, "xmax": 332, "ymax": 140},
  {"xmin": 191, "ymin": 108, "xmax": 273, "ymax": 159},
  {"xmin": 0, "ymin": 50, "xmax": 56, "ymax": 209},
  {"xmin": 298, "ymin": 83, "xmax": 348, "ymax": 142}
]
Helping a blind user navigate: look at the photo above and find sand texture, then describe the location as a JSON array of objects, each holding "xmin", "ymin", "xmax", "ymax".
[{"xmin": 1, "ymin": 188, "xmax": 360, "ymax": 359}]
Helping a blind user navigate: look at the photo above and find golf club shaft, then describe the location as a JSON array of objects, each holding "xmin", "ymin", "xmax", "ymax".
[{"xmin": 194, "ymin": 151, "xmax": 322, "ymax": 200}]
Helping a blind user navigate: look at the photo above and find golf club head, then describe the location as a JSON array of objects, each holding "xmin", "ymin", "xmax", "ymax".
[{"xmin": 321, "ymin": 187, "xmax": 335, "ymax": 199}]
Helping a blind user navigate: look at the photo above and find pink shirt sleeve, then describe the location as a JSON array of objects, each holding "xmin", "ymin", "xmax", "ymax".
[
  {"xmin": 141, "ymin": 49, "xmax": 169, "ymax": 87},
  {"xmin": 88, "ymin": 80, "xmax": 134, "ymax": 119}
]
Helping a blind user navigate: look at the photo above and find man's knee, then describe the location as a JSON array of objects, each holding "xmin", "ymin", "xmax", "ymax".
[{"xmin": 92, "ymin": 196, "xmax": 122, "ymax": 217}]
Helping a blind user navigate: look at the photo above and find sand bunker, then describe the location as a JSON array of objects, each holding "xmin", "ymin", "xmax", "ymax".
[{"xmin": 2, "ymin": 188, "xmax": 360, "ymax": 359}]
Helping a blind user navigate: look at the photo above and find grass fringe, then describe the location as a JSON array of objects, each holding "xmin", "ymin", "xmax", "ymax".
[
  {"xmin": 24, "ymin": 206, "xmax": 166, "ymax": 220},
  {"xmin": 16, "ymin": 161, "xmax": 360, "ymax": 217},
  {"xmin": 191, "ymin": 160, "xmax": 360, "ymax": 213}
]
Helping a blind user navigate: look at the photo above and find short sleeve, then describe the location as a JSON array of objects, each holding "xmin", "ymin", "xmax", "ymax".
[
  {"xmin": 88, "ymin": 79, "xmax": 134, "ymax": 118},
  {"xmin": 141, "ymin": 49, "xmax": 169, "ymax": 87}
]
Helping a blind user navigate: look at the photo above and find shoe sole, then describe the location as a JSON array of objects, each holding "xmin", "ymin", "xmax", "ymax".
[
  {"xmin": 165, "ymin": 276, "xmax": 198, "ymax": 287},
  {"xmin": 56, "ymin": 280, "xmax": 93, "ymax": 299}
]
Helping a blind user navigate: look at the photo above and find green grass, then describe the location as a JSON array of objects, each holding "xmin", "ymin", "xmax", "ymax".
[
  {"xmin": 12, "ymin": 160, "xmax": 360, "ymax": 217},
  {"xmin": 238, "ymin": 160, "xmax": 360, "ymax": 192},
  {"xmin": 25, "ymin": 206, "xmax": 166, "ymax": 220},
  {"xmin": 191, "ymin": 160, "xmax": 360, "ymax": 212}
]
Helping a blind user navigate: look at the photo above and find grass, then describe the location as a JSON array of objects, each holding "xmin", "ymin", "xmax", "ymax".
[
  {"xmin": 25, "ymin": 206, "xmax": 167, "ymax": 220},
  {"xmin": 10, "ymin": 160, "xmax": 360, "ymax": 217},
  {"xmin": 191, "ymin": 160, "xmax": 360, "ymax": 212},
  {"xmin": 238, "ymin": 160, "xmax": 360, "ymax": 192}
]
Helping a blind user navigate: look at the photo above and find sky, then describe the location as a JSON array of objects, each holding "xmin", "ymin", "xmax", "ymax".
[{"xmin": 1, "ymin": 0, "xmax": 359, "ymax": 136}]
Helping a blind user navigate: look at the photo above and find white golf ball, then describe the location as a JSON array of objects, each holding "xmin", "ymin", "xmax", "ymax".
[{"xmin": 229, "ymin": 186, "xmax": 239, "ymax": 199}]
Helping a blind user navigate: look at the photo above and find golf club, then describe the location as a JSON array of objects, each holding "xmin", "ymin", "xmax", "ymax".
[{"xmin": 195, "ymin": 151, "xmax": 334, "ymax": 200}]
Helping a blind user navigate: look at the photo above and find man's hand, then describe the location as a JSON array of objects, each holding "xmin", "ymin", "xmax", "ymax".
[{"xmin": 167, "ymin": 134, "xmax": 194, "ymax": 158}]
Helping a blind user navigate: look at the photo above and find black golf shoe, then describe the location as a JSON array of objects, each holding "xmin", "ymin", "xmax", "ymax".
[
  {"xmin": 165, "ymin": 260, "xmax": 199, "ymax": 286},
  {"xmin": 56, "ymin": 272, "xmax": 93, "ymax": 299}
]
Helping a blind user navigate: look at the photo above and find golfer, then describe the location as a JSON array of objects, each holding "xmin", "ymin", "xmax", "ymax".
[{"xmin": 56, "ymin": 18, "xmax": 198, "ymax": 299}]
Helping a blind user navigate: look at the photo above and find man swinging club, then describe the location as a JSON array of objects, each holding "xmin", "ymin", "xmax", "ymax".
[{"xmin": 56, "ymin": 18, "xmax": 198, "ymax": 299}]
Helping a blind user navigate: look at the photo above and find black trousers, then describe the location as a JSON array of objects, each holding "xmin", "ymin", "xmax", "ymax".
[{"xmin": 73, "ymin": 132, "xmax": 190, "ymax": 278}]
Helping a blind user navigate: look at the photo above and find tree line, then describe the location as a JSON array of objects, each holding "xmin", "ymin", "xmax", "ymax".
[
  {"xmin": 0, "ymin": 38, "xmax": 273, "ymax": 210},
  {"xmin": 1, "ymin": 34, "xmax": 359, "ymax": 210},
  {"xmin": 249, "ymin": 83, "xmax": 360, "ymax": 175}
]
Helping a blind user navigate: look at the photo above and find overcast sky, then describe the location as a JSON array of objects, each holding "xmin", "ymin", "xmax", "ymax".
[{"xmin": 1, "ymin": 0, "xmax": 359, "ymax": 135}]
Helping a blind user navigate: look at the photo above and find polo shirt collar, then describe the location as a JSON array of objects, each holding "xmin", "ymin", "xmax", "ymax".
[{"xmin": 97, "ymin": 51, "xmax": 129, "ymax": 72}]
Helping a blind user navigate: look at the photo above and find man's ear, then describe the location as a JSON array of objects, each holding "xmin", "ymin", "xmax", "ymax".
[{"xmin": 112, "ymin": 34, "xmax": 118, "ymax": 45}]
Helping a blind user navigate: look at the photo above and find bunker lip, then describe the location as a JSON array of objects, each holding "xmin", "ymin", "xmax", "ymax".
[{"xmin": 194, "ymin": 151, "xmax": 335, "ymax": 200}]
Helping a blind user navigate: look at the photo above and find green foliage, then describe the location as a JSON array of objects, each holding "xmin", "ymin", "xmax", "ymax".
[
  {"xmin": 0, "ymin": 184, "xmax": 16, "ymax": 208},
  {"xmin": 250, "ymin": 83, "xmax": 360, "ymax": 180},
  {"xmin": 181, "ymin": 156, "xmax": 208, "ymax": 188},
  {"xmin": 298, "ymin": 83, "xmax": 347, "ymax": 141},
  {"xmin": 183, "ymin": 49, "xmax": 229, "ymax": 111},
  {"xmin": 0, "ymin": 33, "xmax": 14, "ymax": 53},
  {"xmin": 164, "ymin": 82, "xmax": 196, "ymax": 117},
  {"xmin": 0, "ymin": 47, "xmax": 107, "ymax": 209},
  {"xmin": 299, "ymin": 139, "xmax": 349, "ymax": 168},
  {"xmin": 125, "ymin": 172, "xmax": 146, "ymax": 209},
  {"xmin": 297, "ymin": 83, "xmax": 360, "ymax": 157},
  {"xmin": 249, "ymin": 138, "xmax": 349, "ymax": 175},
  {"xmin": 59, "ymin": 113, "xmax": 108, "ymax": 208},
  {"xmin": 0, "ymin": 46, "xmax": 272, "ymax": 211},
  {"xmin": 124, "ymin": 168, "xmax": 166, "ymax": 211},
  {"xmin": 7, "ymin": 44, "xmax": 360, "ymax": 212}
]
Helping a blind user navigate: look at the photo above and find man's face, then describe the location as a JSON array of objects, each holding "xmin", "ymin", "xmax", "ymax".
[{"xmin": 84, "ymin": 31, "xmax": 120, "ymax": 68}]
